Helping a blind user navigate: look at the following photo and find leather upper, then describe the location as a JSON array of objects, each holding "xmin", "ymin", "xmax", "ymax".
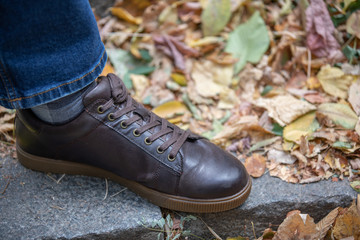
[{"xmin": 15, "ymin": 74, "xmax": 249, "ymax": 199}]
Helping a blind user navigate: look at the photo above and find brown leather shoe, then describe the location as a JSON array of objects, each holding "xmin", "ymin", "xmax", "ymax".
[{"xmin": 15, "ymin": 74, "xmax": 251, "ymax": 213}]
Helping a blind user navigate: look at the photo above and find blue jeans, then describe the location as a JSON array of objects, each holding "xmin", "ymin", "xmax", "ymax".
[{"xmin": 0, "ymin": 0, "xmax": 106, "ymax": 109}]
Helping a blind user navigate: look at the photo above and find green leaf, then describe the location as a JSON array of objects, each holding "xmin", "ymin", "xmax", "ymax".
[
  {"xmin": 350, "ymin": 181, "xmax": 360, "ymax": 192},
  {"xmin": 261, "ymin": 85, "xmax": 273, "ymax": 96},
  {"xmin": 201, "ymin": 0, "xmax": 231, "ymax": 36},
  {"xmin": 272, "ymin": 123, "xmax": 284, "ymax": 136},
  {"xmin": 333, "ymin": 141, "xmax": 352, "ymax": 149},
  {"xmin": 249, "ymin": 137, "xmax": 280, "ymax": 152},
  {"xmin": 225, "ymin": 11, "xmax": 270, "ymax": 74},
  {"xmin": 317, "ymin": 103, "xmax": 358, "ymax": 129},
  {"xmin": 106, "ymin": 48, "xmax": 154, "ymax": 89}
]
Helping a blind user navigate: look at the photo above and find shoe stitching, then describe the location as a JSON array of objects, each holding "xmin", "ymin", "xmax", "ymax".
[{"xmin": 85, "ymin": 106, "xmax": 181, "ymax": 176}]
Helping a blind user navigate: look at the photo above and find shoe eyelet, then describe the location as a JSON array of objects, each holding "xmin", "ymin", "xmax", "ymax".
[
  {"xmin": 167, "ymin": 154, "xmax": 176, "ymax": 162},
  {"xmin": 97, "ymin": 105, "xmax": 104, "ymax": 114},
  {"xmin": 108, "ymin": 113, "xmax": 115, "ymax": 121},
  {"xmin": 120, "ymin": 121, "xmax": 128, "ymax": 129},
  {"xmin": 157, "ymin": 146, "xmax": 164, "ymax": 154},
  {"xmin": 133, "ymin": 129, "xmax": 140, "ymax": 137},
  {"xmin": 144, "ymin": 137, "xmax": 152, "ymax": 145}
]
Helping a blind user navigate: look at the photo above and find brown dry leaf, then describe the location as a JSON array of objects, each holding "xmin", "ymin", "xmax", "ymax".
[
  {"xmin": 212, "ymin": 115, "xmax": 258, "ymax": 143},
  {"xmin": 153, "ymin": 35, "xmax": 199, "ymax": 70},
  {"xmin": 305, "ymin": 0, "xmax": 343, "ymax": 60},
  {"xmin": 267, "ymin": 160, "xmax": 299, "ymax": 183},
  {"xmin": 316, "ymin": 207, "xmax": 339, "ymax": 239},
  {"xmin": 273, "ymin": 212, "xmax": 318, "ymax": 240},
  {"xmin": 350, "ymin": 159, "xmax": 360, "ymax": 170},
  {"xmin": 346, "ymin": 10, "xmax": 360, "ymax": 39},
  {"xmin": 244, "ymin": 153, "xmax": 266, "ymax": 178},
  {"xmin": 333, "ymin": 200, "xmax": 360, "ymax": 239},
  {"xmin": 349, "ymin": 80, "xmax": 360, "ymax": 116},
  {"xmin": 317, "ymin": 65, "xmax": 353, "ymax": 99},
  {"xmin": 267, "ymin": 149, "xmax": 297, "ymax": 165},
  {"xmin": 254, "ymin": 95, "xmax": 316, "ymax": 126},
  {"xmin": 142, "ymin": 2, "xmax": 167, "ymax": 32}
]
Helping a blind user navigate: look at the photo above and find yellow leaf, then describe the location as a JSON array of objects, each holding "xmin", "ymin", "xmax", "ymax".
[
  {"xmin": 307, "ymin": 76, "xmax": 321, "ymax": 89},
  {"xmin": 188, "ymin": 37, "xmax": 223, "ymax": 47},
  {"xmin": 152, "ymin": 101, "xmax": 189, "ymax": 119},
  {"xmin": 100, "ymin": 63, "xmax": 115, "ymax": 76},
  {"xmin": 171, "ymin": 73, "xmax": 187, "ymax": 86},
  {"xmin": 317, "ymin": 65, "xmax": 353, "ymax": 98},
  {"xmin": 130, "ymin": 40, "xmax": 141, "ymax": 59},
  {"xmin": 111, "ymin": 7, "xmax": 142, "ymax": 25},
  {"xmin": 283, "ymin": 111, "xmax": 319, "ymax": 142},
  {"xmin": 318, "ymin": 103, "xmax": 358, "ymax": 129}
]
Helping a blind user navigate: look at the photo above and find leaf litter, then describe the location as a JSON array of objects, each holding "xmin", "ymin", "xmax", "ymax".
[
  {"xmin": 0, "ymin": 0, "xmax": 358, "ymax": 239},
  {"xmin": 94, "ymin": 1, "xmax": 360, "ymax": 236}
]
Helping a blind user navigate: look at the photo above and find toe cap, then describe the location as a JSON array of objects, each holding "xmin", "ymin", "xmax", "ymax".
[{"xmin": 177, "ymin": 139, "xmax": 249, "ymax": 199}]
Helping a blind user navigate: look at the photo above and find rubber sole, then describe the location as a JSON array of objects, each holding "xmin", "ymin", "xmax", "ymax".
[{"xmin": 16, "ymin": 143, "xmax": 252, "ymax": 213}]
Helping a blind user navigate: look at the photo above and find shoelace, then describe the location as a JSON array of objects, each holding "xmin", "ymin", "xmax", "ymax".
[{"xmin": 98, "ymin": 75, "xmax": 190, "ymax": 161}]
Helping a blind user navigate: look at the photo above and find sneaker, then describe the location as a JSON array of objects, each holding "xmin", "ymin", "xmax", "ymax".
[{"xmin": 15, "ymin": 73, "xmax": 251, "ymax": 213}]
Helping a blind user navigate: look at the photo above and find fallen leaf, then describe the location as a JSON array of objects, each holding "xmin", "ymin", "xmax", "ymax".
[
  {"xmin": 316, "ymin": 207, "xmax": 339, "ymax": 239},
  {"xmin": 283, "ymin": 111, "xmax": 319, "ymax": 142},
  {"xmin": 317, "ymin": 65, "xmax": 353, "ymax": 99},
  {"xmin": 130, "ymin": 74, "xmax": 150, "ymax": 101},
  {"xmin": 305, "ymin": 0, "xmax": 343, "ymax": 60},
  {"xmin": 201, "ymin": 0, "xmax": 231, "ymax": 36},
  {"xmin": 267, "ymin": 160, "xmax": 299, "ymax": 183},
  {"xmin": 191, "ymin": 60, "xmax": 233, "ymax": 98},
  {"xmin": 171, "ymin": 73, "xmax": 187, "ymax": 86},
  {"xmin": 111, "ymin": 7, "xmax": 142, "ymax": 25},
  {"xmin": 346, "ymin": 10, "xmax": 360, "ymax": 39},
  {"xmin": 100, "ymin": 63, "xmax": 115, "ymax": 76},
  {"xmin": 350, "ymin": 181, "xmax": 360, "ymax": 192},
  {"xmin": 249, "ymin": 137, "xmax": 281, "ymax": 152},
  {"xmin": 254, "ymin": 95, "xmax": 316, "ymax": 126},
  {"xmin": 333, "ymin": 200, "xmax": 360, "ymax": 239},
  {"xmin": 225, "ymin": 11, "xmax": 270, "ymax": 74},
  {"xmin": 152, "ymin": 100, "xmax": 189, "ymax": 120},
  {"xmin": 267, "ymin": 149, "xmax": 297, "ymax": 165},
  {"xmin": 317, "ymin": 103, "xmax": 358, "ymax": 129},
  {"xmin": 273, "ymin": 212, "xmax": 317, "ymax": 240},
  {"xmin": 349, "ymin": 80, "xmax": 360, "ymax": 116},
  {"xmin": 244, "ymin": 153, "xmax": 266, "ymax": 178}
]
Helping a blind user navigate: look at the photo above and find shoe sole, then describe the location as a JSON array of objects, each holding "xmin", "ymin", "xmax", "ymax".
[{"xmin": 16, "ymin": 143, "xmax": 252, "ymax": 213}]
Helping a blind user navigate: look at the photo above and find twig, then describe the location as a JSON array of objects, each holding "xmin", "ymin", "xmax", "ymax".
[
  {"xmin": 110, "ymin": 187, "xmax": 127, "ymax": 198},
  {"xmin": 307, "ymin": 48, "xmax": 311, "ymax": 79},
  {"xmin": 46, "ymin": 173, "xmax": 65, "ymax": 184},
  {"xmin": 1, "ymin": 178, "xmax": 10, "ymax": 195},
  {"xmin": 251, "ymin": 221, "xmax": 257, "ymax": 240},
  {"xmin": 56, "ymin": 174, "xmax": 65, "ymax": 184},
  {"xmin": 51, "ymin": 205, "xmax": 64, "ymax": 210},
  {"xmin": 198, "ymin": 217, "xmax": 222, "ymax": 240},
  {"xmin": 103, "ymin": 178, "xmax": 109, "ymax": 201}
]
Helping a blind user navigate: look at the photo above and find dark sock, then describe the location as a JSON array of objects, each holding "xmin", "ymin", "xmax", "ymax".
[{"xmin": 31, "ymin": 83, "xmax": 93, "ymax": 124}]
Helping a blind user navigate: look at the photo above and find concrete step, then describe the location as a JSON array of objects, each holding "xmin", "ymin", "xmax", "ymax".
[{"xmin": 1, "ymin": 155, "xmax": 356, "ymax": 239}]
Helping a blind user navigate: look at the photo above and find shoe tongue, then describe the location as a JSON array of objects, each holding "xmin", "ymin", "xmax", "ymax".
[
  {"xmin": 83, "ymin": 74, "xmax": 127, "ymax": 107},
  {"xmin": 83, "ymin": 75, "xmax": 112, "ymax": 106}
]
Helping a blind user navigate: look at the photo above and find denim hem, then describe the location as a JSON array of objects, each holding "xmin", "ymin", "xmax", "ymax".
[{"xmin": 0, "ymin": 49, "xmax": 107, "ymax": 109}]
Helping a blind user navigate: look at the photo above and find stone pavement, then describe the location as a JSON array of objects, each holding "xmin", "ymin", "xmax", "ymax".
[{"xmin": 1, "ymin": 154, "xmax": 356, "ymax": 239}]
